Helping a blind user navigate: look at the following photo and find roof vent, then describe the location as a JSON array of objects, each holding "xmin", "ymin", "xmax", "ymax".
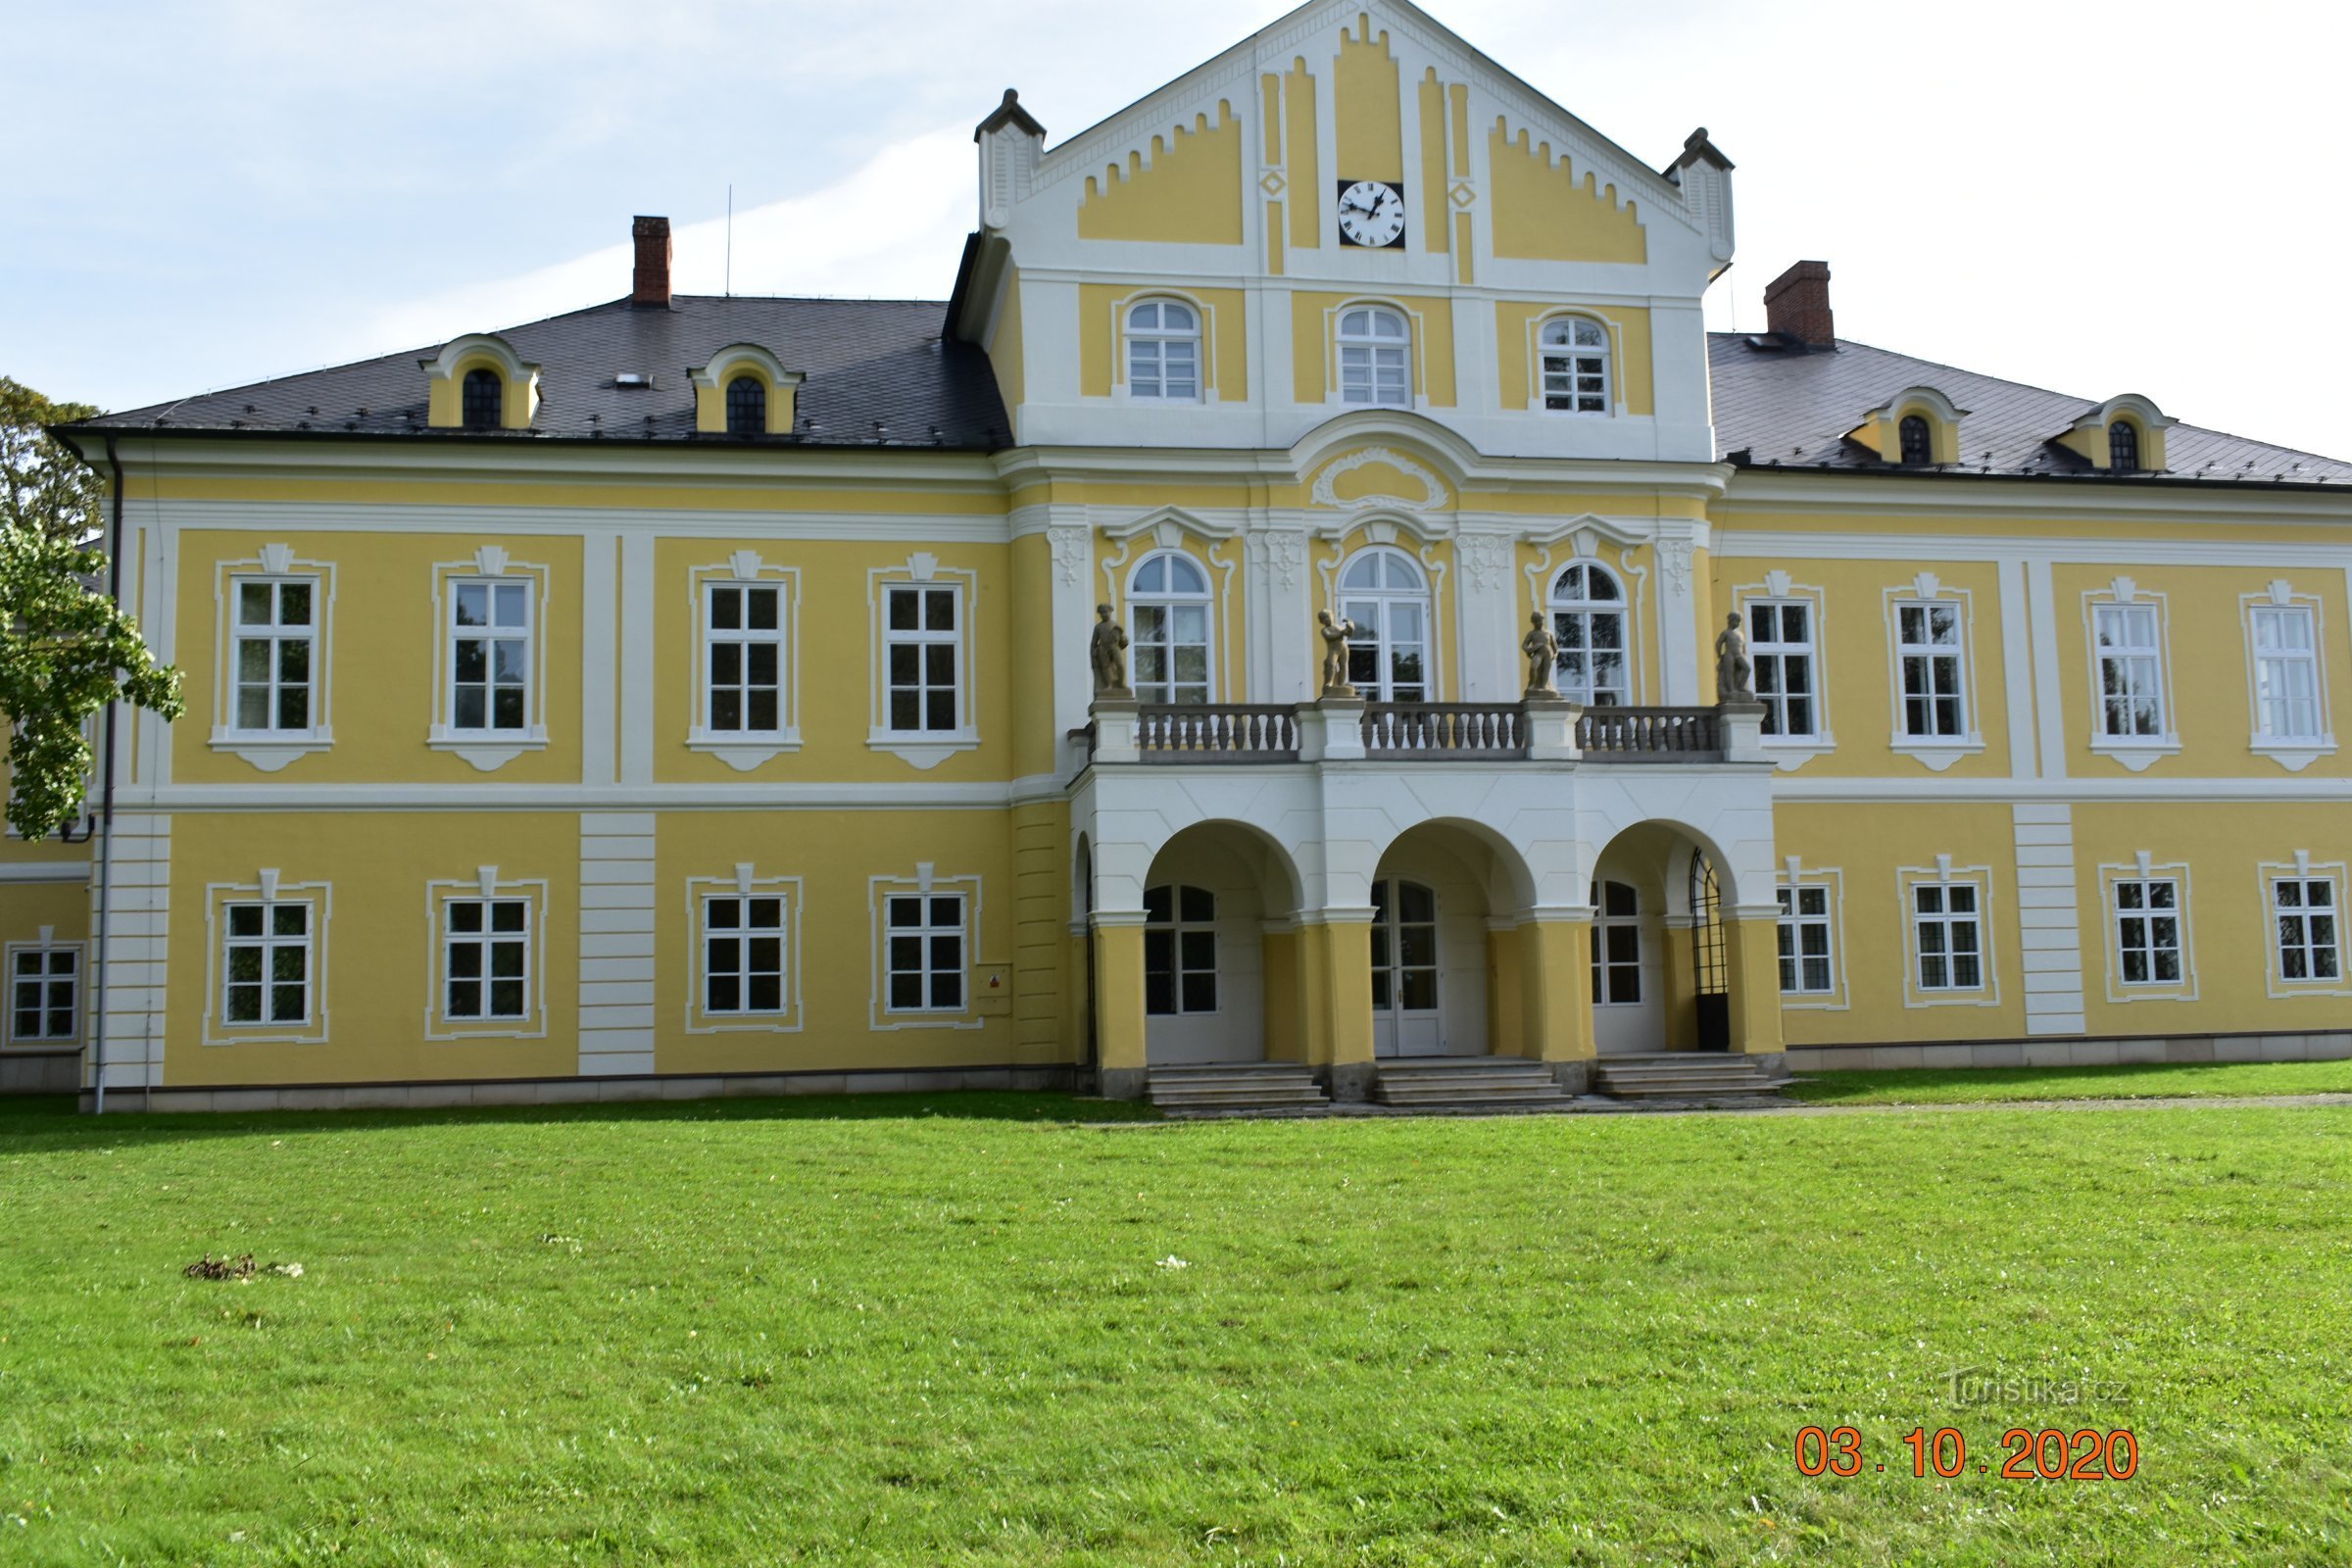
[{"xmin": 614, "ymin": 373, "xmax": 653, "ymax": 388}]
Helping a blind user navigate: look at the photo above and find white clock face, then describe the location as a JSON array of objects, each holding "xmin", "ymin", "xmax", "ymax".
[{"xmin": 1337, "ymin": 179, "xmax": 1405, "ymax": 248}]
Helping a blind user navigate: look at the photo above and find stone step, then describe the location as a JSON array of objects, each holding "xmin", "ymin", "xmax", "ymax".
[
  {"xmin": 1370, "ymin": 1055, "xmax": 1573, "ymax": 1109},
  {"xmin": 1147, "ymin": 1062, "xmax": 1328, "ymax": 1113}
]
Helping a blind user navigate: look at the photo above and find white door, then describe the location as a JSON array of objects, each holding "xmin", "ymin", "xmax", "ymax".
[
  {"xmin": 1592, "ymin": 879, "xmax": 1664, "ymax": 1054},
  {"xmin": 1371, "ymin": 878, "xmax": 1444, "ymax": 1055},
  {"xmin": 1339, "ymin": 548, "xmax": 1431, "ymax": 702}
]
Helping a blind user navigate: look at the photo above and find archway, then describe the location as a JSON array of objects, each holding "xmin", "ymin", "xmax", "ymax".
[
  {"xmin": 1136, "ymin": 821, "xmax": 1302, "ymax": 1067},
  {"xmin": 1587, "ymin": 818, "xmax": 1774, "ymax": 1056},
  {"xmin": 1365, "ymin": 818, "xmax": 1535, "ymax": 1058}
]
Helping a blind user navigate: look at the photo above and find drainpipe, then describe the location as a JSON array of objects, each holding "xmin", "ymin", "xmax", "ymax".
[{"xmin": 89, "ymin": 436, "xmax": 126, "ymax": 1114}]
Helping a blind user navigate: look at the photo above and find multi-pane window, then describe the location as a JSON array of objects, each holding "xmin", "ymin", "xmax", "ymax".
[
  {"xmin": 704, "ymin": 895, "xmax": 785, "ymax": 1014},
  {"xmin": 1337, "ymin": 307, "xmax": 1410, "ymax": 407},
  {"xmin": 450, "ymin": 580, "xmax": 531, "ymax": 733},
  {"xmin": 1898, "ymin": 415, "xmax": 1933, "ymax": 466},
  {"xmin": 445, "ymin": 898, "xmax": 530, "ymax": 1020},
  {"xmin": 1339, "ymin": 548, "xmax": 1430, "ymax": 702},
  {"xmin": 229, "ymin": 579, "xmax": 316, "ymax": 732},
  {"xmin": 885, "ymin": 894, "xmax": 965, "ymax": 1012},
  {"xmin": 1548, "ymin": 563, "xmax": 1627, "ymax": 707},
  {"xmin": 1912, "ymin": 880, "xmax": 1983, "ymax": 991},
  {"xmin": 2113, "ymin": 878, "xmax": 2181, "ymax": 986},
  {"xmin": 2274, "ymin": 877, "xmax": 2341, "ymax": 983},
  {"xmin": 461, "ymin": 368, "xmax": 503, "ymax": 430},
  {"xmin": 1539, "ymin": 317, "xmax": 1610, "ymax": 414},
  {"xmin": 706, "ymin": 583, "xmax": 783, "ymax": 733},
  {"xmin": 2252, "ymin": 605, "xmax": 2323, "ymax": 739},
  {"xmin": 2108, "ymin": 421, "xmax": 2139, "ymax": 472},
  {"xmin": 1129, "ymin": 553, "xmax": 1211, "ymax": 705},
  {"xmin": 883, "ymin": 585, "xmax": 960, "ymax": 733},
  {"xmin": 1895, "ymin": 601, "xmax": 1967, "ymax": 737},
  {"xmin": 2094, "ymin": 603, "xmax": 2166, "ymax": 738},
  {"xmin": 1143, "ymin": 884, "xmax": 1217, "ymax": 1015},
  {"xmin": 1126, "ymin": 300, "xmax": 1200, "ymax": 401},
  {"xmin": 1747, "ymin": 600, "xmax": 1816, "ymax": 737},
  {"xmin": 725, "ymin": 375, "xmax": 766, "ymax": 434},
  {"xmin": 222, "ymin": 902, "xmax": 311, "ymax": 1025},
  {"xmin": 1371, "ymin": 878, "xmax": 1439, "ymax": 1011},
  {"xmin": 9, "ymin": 947, "xmax": 77, "ymax": 1041},
  {"xmin": 1776, "ymin": 885, "xmax": 1835, "ymax": 994},
  {"xmin": 1590, "ymin": 879, "xmax": 1642, "ymax": 1004}
]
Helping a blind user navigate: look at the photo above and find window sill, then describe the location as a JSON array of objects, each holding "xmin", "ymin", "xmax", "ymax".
[
  {"xmin": 2251, "ymin": 736, "xmax": 2338, "ymax": 773},
  {"xmin": 1888, "ymin": 734, "xmax": 1984, "ymax": 772},
  {"xmin": 2088, "ymin": 735, "xmax": 2182, "ymax": 773},
  {"xmin": 1761, "ymin": 732, "xmax": 1836, "ymax": 772},
  {"xmin": 866, "ymin": 729, "xmax": 979, "ymax": 770},
  {"xmin": 688, "ymin": 729, "xmax": 804, "ymax": 772},
  {"xmin": 208, "ymin": 729, "xmax": 333, "ymax": 773},
  {"xmin": 427, "ymin": 725, "xmax": 549, "ymax": 773}
]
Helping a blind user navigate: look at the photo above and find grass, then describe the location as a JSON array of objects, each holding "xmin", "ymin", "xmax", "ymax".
[
  {"xmin": 2, "ymin": 1089, "xmax": 2349, "ymax": 1565},
  {"xmin": 1785, "ymin": 1057, "xmax": 2352, "ymax": 1105}
]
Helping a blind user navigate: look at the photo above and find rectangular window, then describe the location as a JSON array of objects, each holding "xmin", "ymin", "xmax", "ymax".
[
  {"xmin": 2275, "ymin": 876, "xmax": 2341, "ymax": 982},
  {"xmin": 703, "ymin": 895, "xmax": 786, "ymax": 1014},
  {"xmin": 9, "ymin": 947, "xmax": 78, "ymax": 1041},
  {"xmin": 1143, "ymin": 883, "xmax": 1218, "ymax": 1015},
  {"xmin": 2113, "ymin": 877, "xmax": 2182, "ymax": 986},
  {"xmin": 706, "ymin": 583, "xmax": 784, "ymax": 734},
  {"xmin": 230, "ymin": 578, "xmax": 316, "ymax": 732},
  {"xmin": 2094, "ymin": 603, "xmax": 2166, "ymax": 738},
  {"xmin": 222, "ymin": 902, "xmax": 312, "ymax": 1025},
  {"xmin": 883, "ymin": 585, "xmax": 959, "ymax": 734},
  {"xmin": 1339, "ymin": 344, "xmax": 1409, "ymax": 407},
  {"xmin": 1776, "ymin": 885, "xmax": 1835, "ymax": 994},
  {"xmin": 1748, "ymin": 601, "xmax": 1817, "ymax": 739},
  {"xmin": 885, "ymin": 894, "xmax": 965, "ymax": 1012},
  {"xmin": 2252, "ymin": 605, "xmax": 2323, "ymax": 740},
  {"xmin": 445, "ymin": 898, "xmax": 531, "ymax": 1019},
  {"xmin": 1895, "ymin": 602, "xmax": 1967, "ymax": 737},
  {"xmin": 449, "ymin": 580, "xmax": 532, "ymax": 733},
  {"xmin": 1912, "ymin": 880, "xmax": 1983, "ymax": 991}
]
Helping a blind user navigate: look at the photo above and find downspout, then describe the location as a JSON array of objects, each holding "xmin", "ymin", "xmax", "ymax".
[{"xmin": 89, "ymin": 436, "xmax": 125, "ymax": 1114}]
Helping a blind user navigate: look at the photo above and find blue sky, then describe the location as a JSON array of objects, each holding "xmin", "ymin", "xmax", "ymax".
[{"xmin": 9, "ymin": 0, "xmax": 2346, "ymax": 458}]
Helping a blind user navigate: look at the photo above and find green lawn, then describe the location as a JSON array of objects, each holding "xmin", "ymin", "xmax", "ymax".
[
  {"xmin": 1786, "ymin": 1058, "xmax": 2352, "ymax": 1105},
  {"xmin": 3, "ymin": 1091, "xmax": 2348, "ymax": 1565}
]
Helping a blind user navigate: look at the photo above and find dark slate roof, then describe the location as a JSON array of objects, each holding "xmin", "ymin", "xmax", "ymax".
[
  {"xmin": 76, "ymin": 296, "xmax": 1010, "ymax": 450},
  {"xmin": 1709, "ymin": 333, "xmax": 2352, "ymax": 485}
]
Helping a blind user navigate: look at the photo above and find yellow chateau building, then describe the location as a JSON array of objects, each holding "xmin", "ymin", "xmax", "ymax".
[{"xmin": 14, "ymin": 0, "xmax": 2352, "ymax": 1110}]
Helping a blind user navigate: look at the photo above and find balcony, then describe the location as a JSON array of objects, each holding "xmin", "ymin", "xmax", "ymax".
[{"xmin": 1082, "ymin": 699, "xmax": 1760, "ymax": 765}]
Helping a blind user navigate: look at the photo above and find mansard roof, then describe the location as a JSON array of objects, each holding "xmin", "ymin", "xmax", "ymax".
[
  {"xmin": 1708, "ymin": 333, "xmax": 2352, "ymax": 486},
  {"xmin": 76, "ymin": 295, "xmax": 1010, "ymax": 450}
]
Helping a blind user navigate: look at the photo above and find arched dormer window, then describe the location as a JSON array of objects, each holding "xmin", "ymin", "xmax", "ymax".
[
  {"xmin": 1338, "ymin": 546, "xmax": 1430, "ymax": 700},
  {"xmin": 1128, "ymin": 551, "xmax": 1212, "ymax": 705},
  {"xmin": 1337, "ymin": 307, "xmax": 1410, "ymax": 408},
  {"xmin": 726, "ymin": 375, "xmax": 767, "ymax": 436},
  {"xmin": 1548, "ymin": 562, "xmax": 1628, "ymax": 707},
  {"xmin": 461, "ymin": 368, "xmax": 503, "ymax": 430},
  {"xmin": 1539, "ymin": 316, "xmax": 1611, "ymax": 415},
  {"xmin": 1126, "ymin": 300, "xmax": 1200, "ymax": 402},
  {"xmin": 1898, "ymin": 414, "xmax": 1933, "ymax": 466},
  {"xmin": 2109, "ymin": 420, "xmax": 2140, "ymax": 472}
]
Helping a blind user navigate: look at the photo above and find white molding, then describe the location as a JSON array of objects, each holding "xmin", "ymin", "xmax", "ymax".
[
  {"xmin": 424, "ymin": 873, "xmax": 551, "ymax": 1041},
  {"xmin": 684, "ymin": 871, "xmax": 806, "ymax": 1035},
  {"xmin": 1774, "ymin": 860, "xmax": 1847, "ymax": 1011},
  {"xmin": 200, "ymin": 877, "xmax": 332, "ymax": 1048},
  {"xmin": 866, "ymin": 555, "xmax": 981, "ymax": 765},
  {"xmin": 2239, "ymin": 581, "xmax": 2336, "ymax": 765},
  {"xmin": 1884, "ymin": 577, "xmax": 1986, "ymax": 763},
  {"xmin": 866, "ymin": 870, "xmax": 985, "ymax": 1031},
  {"xmin": 3, "ymin": 932, "xmax": 84, "ymax": 1047},
  {"xmin": 685, "ymin": 555, "xmax": 805, "ymax": 762},
  {"xmin": 2080, "ymin": 581, "xmax": 2181, "ymax": 767},
  {"xmin": 1894, "ymin": 858, "xmax": 2003, "ymax": 1009},
  {"xmin": 2257, "ymin": 856, "xmax": 2352, "ymax": 1000},
  {"xmin": 428, "ymin": 552, "xmax": 553, "ymax": 768},
  {"xmin": 2093, "ymin": 854, "xmax": 2198, "ymax": 1004},
  {"xmin": 1733, "ymin": 572, "xmax": 1831, "ymax": 757},
  {"xmin": 210, "ymin": 551, "xmax": 337, "ymax": 770}
]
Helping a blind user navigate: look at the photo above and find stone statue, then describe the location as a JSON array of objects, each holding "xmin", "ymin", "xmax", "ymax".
[
  {"xmin": 1522, "ymin": 612, "xmax": 1559, "ymax": 697},
  {"xmin": 1317, "ymin": 609, "xmax": 1361, "ymax": 697},
  {"xmin": 1090, "ymin": 603, "xmax": 1130, "ymax": 697},
  {"xmin": 1715, "ymin": 612, "xmax": 1755, "ymax": 701}
]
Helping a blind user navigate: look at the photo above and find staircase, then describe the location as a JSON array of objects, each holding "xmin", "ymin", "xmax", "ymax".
[
  {"xmin": 1592, "ymin": 1053, "xmax": 1789, "ymax": 1102},
  {"xmin": 1146, "ymin": 1062, "xmax": 1329, "ymax": 1114},
  {"xmin": 1370, "ymin": 1055, "xmax": 1575, "ymax": 1111}
]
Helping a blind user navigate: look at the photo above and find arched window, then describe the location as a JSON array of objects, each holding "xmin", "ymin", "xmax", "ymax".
[
  {"xmin": 1898, "ymin": 414, "xmax": 1933, "ymax": 466},
  {"xmin": 2109, "ymin": 420, "xmax": 2140, "ymax": 472},
  {"xmin": 461, "ymin": 368, "xmax": 503, "ymax": 430},
  {"xmin": 1539, "ymin": 316, "xmax": 1611, "ymax": 415},
  {"xmin": 1548, "ymin": 562, "xmax": 1628, "ymax": 707},
  {"xmin": 726, "ymin": 374, "xmax": 767, "ymax": 435},
  {"xmin": 1126, "ymin": 300, "xmax": 1200, "ymax": 401},
  {"xmin": 1144, "ymin": 883, "xmax": 1216, "ymax": 1015},
  {"xmin": 1338, "ymin": 546, "xmax": 1430, "ymax": 702},
  {"xmin": 1337, "ymin": 306, "xmax": 1410, "ymax": 407},
  {"xmin": 1128, "ymin": 551, "xmax": 1212, "ymax": 705}
]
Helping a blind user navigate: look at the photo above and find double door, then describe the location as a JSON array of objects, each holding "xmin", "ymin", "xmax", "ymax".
[{"xmin": 1370, "ymin": 878, "xmax": 1442, "ymax": 1055}]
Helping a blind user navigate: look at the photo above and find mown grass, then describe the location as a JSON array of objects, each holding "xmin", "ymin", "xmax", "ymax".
[
  {"xmin": 1786, "ymin": 1058, "xmax": 2352, "ymax": 1105},
  {"xmin": 2, "ymin": 1090, "xmax": 2348, "ymax": 1565}
]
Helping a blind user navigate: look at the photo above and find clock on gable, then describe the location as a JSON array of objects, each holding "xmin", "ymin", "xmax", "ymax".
[{"xmin": 1336, "ymin": 179, "xmax": 1406, "ymax": 248}]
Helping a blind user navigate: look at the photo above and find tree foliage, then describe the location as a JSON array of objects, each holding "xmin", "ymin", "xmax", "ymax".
[{"xmin": 0, "ymin": 380, "xmax": 183, "ymax": 840}]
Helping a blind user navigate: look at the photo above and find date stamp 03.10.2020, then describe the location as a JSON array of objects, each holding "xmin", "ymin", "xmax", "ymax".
[{"xmin": 1792, "ymin": 1365, "xmax": 2136, "ymax": 1482}]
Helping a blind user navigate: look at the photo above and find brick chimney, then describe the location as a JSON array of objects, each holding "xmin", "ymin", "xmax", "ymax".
[
  {"xmin": 1763, "ymin": 260, "xmax": 1835, "ymax": 350},
  {"xmin": 631, "ymin": 216, "xmax": 671, "ymax": 308}
]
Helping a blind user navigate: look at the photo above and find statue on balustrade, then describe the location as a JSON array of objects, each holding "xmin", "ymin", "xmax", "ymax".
[
  {"xmin": 1090, "ymin": 603, "xmax": 1131, "ymax": 697},
  {"xmin": 1715, "ymin": 612, "xmax": 1755, "ymax": 702},
  {"xmin": 1522, "ymin": 612, "xmax": 1559, "ymax": 697},
  {"xmin": 1317, "ymin": 609, "xmax": 1361, "ymax": 697}
]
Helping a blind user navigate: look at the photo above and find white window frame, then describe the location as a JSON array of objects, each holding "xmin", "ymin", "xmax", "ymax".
[
  {"xmin": 427, "ymin": 548, "xmax": 551, "ymax": 771},
  {"xmin": 1774, "ymin": 867, "xmax": 1843, "ymax": 1005},
  {"xmin": 1335, "ymin": 545, "xmax": 1436, "ymax": 703},
  {"xmin": 2110, "ymin": 873, "xmax": 2186, "ymax": 994},
  {"xmin": 1547, "ymin": 561, "xmax": 1630, "ymax": 708},
  {"xmin": 867, "ymin": 866, "xmax": 985, "ymax": 1030},
  {"xmin": 425, "ymin": 868, "xmax": 549, "ymax": 1040},
  {"xmin": 1335, "ymin": 305, "xmax": 1412, "ymax": 408},
  {"xmin": 210, "ymin": 546, "xmax": 335, "ymax": 771},
  {"xmin": 201, "ymin": 871, "xmax": 332, "ymax": 1047},
  {"xmin": 1144, "ymin": 883, "xmax": 1220, "ymax": 1017},
  {"xmin": 1126, "ymin": 550, "xmax": 1216, "ymax": 706},
  {"xmin": 1884, "ymin": 575, "xmax": 1985, "ymax": 770},
  {"xmin": 1123, "ymin": 298, "xmax": 1203, "ymax": 403},
  {"xmin": 866, "ymin": 556, "xmax": 979, "ymax": 768},
  {"xmin": 2082, "ymin": 580, "xmax": 2180, "ymax": 767},
  {"xmin": 2241, "ymin": 583, "xmax": 2336, "ymax": 769},
  {"xmin": 685, "ymin": 868, "xmax": 805, "ymax": 1033},
  {"xmin": 6, "ymin": 929, "xmax": 81, "ymax": 1045},
  {"xmin": 1896, "ymin": 857, "xmax": 2000, "ymax": 1008},
  {"xmin": 1744, "ymin": 596, "xmax": 1823, "ymax": 742},
  {"xmin": 688, "ymin": 553, "xmax": 803, "ymax": 767},
  {"xmin": 2261, "ymin": 854, "xmax": 2349, "ymax": 999},
  {"xmin": 1589, "ymin": 879, "xmax": 1643, "ymax": 1006},
  {"xmin": 1537, "ymin": 314, "xmax": 1613, "ymax": 416}
]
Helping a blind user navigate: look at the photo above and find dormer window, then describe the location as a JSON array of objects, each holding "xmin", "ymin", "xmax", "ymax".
[
  {"xmin": 461, "ymin": 368, "xmax": 503, "ymax": 430},
  {"xmin": 726, "ymin": 375, "xmax": 767, "ymax": 435},
  {"xmin": 1898, "ymin": 415, "xmax": 1933, "ymax": 467},
  {"xmin": 2109, "ymin": 420, "xmax": 2140, "ymax": 473}
]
